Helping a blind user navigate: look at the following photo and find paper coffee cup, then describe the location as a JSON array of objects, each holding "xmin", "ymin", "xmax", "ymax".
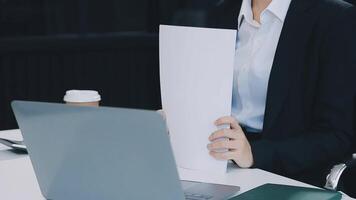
[{"xmin": 64, "ymin": 90, "xmax": 101, "ymax": 107}]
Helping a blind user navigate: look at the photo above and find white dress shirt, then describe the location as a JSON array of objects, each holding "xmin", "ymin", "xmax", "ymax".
[{"xmin": 232, "ymin": 0, "xmax": 292, "ymax": 132}]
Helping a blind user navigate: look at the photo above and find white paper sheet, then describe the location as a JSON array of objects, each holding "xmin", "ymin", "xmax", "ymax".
[{"xmin": 159, "ymin": 25, "xmax": 237, "ymax": 173}]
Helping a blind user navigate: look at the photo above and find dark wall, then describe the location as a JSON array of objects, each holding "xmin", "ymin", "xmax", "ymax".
[
  {"xmin": 0, "ymin": 0, "xmax": 220, "ymax": 130},
  {"xmin": 0, "ymin": 0, "xmax": 160, "ymax": 36},
  {"xmin": 0, "ymin": 0, "xmax": 222, "ymax": 36},
  {"xmin": 0, "ymin": 33, "xmax": 160, "ymax": 130}
]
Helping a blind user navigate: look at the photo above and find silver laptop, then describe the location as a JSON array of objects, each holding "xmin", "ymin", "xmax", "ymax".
[{"xmin": 12, "ymin": 101, "xmax": 239, "ymax": 200}]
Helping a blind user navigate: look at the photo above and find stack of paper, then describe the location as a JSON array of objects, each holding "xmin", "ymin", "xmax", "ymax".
[{"xmin": 159, "ymin": 25, "xmax": 237, "ymax": 173}]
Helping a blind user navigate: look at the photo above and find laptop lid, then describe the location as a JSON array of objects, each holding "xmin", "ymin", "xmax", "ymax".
[{"xmin": 12, "ymin": 101, "xmax": 185, "ymax": 200}]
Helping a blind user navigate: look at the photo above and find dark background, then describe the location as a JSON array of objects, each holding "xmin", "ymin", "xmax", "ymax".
[
  {"xmin": 0, "ymin": 0, "xmax": 355, "ymax": 130},
  {"xmin": 0, "ymin": 0, "xmax": 223, "ymax": 130}
]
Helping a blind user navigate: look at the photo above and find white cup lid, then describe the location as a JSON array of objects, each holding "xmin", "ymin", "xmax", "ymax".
[{"xmin": 64, "ymin": 90, "xmax": 101, "ymax": 103}]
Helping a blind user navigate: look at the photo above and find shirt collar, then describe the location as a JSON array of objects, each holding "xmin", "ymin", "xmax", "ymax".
[
  {"xmin": 238, "ymin": 0, "xmax": 292, "ymax": 27},
  {"xmin": 267, "ymin": 0, "xmax": 292, "ymax": 22},
  {"xmin": 238, "ymin": 0, "xmax": 254, "ymax": 27}
]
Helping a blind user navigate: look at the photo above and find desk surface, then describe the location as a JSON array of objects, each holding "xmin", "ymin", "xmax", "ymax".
[{"xmin": 0, "ymin": 129, "xmax": 353, "ymax": 200}]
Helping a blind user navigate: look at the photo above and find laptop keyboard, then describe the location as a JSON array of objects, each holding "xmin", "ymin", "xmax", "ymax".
[{"xmin": 184, "ymin": 192, "xmax": 213, "ymax": 200}]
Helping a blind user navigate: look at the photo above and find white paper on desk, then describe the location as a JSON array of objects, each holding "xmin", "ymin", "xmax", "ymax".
[{"xmin": 159, "ymin": 25, "xmax": 236, "ymax": 173}]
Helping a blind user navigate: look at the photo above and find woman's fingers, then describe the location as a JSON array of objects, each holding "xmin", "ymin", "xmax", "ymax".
[
  {"xmin": 209, "ymin": 151, "xmax": 236, "ymax": 160},
  {"xmin": 211, "ymin": 116, "xmax": 244, "ymax": 141},
  {"xmin": 209, "ymin": 129, "xmax": 238, "ymax": 141},
  {"xmin": 209, "ymin": 116, "xmax": 254, "ymax": 168},
  {"xmin": 207, "ymin": 139, "xmax": 237, "ymax": 151},
  {"xmin": 215, "ymin": 116, "xmax": 241, "ymax": 130}
]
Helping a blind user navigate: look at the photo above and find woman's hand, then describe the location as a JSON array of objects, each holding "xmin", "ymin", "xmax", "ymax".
[{"xmin": 207, "ymin": 116, "xmax": 254, "ymax": 168}]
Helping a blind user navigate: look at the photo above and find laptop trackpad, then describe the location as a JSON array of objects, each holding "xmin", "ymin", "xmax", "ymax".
[{"xmin": 181, "ymin": 181, "xmax": 240, "ymax": 200}]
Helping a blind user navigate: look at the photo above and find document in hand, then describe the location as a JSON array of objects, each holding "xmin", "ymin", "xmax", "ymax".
[{"xmin": 159, "ymin": 25, "xmax": 237, "ymax": 173}]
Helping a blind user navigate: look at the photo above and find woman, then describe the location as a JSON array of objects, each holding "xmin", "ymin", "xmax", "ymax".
[{"xmin": 205, "ymin": 0, "xmax": 356, "ymax": 186}]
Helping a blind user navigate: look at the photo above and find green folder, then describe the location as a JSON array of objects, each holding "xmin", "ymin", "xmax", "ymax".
[{"xmin": 229, "ymin": 184, "xmax": 341, "ymax": 200}]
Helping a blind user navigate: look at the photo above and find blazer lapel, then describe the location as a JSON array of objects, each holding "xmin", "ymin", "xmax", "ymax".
[{"xmin": 262, "ymin": 0, "xmax": 318, "ymax": 133}]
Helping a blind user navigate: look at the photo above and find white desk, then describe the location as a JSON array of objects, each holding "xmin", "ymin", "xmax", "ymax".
[{"xmin": 0, "ymin": 129, "xmax": 353, "ymax": 200}]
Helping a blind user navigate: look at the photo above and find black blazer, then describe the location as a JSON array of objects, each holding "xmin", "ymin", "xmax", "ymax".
[{"xmin": 208, "ymin": 0, "xmax": 356, "ymax": 186}]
